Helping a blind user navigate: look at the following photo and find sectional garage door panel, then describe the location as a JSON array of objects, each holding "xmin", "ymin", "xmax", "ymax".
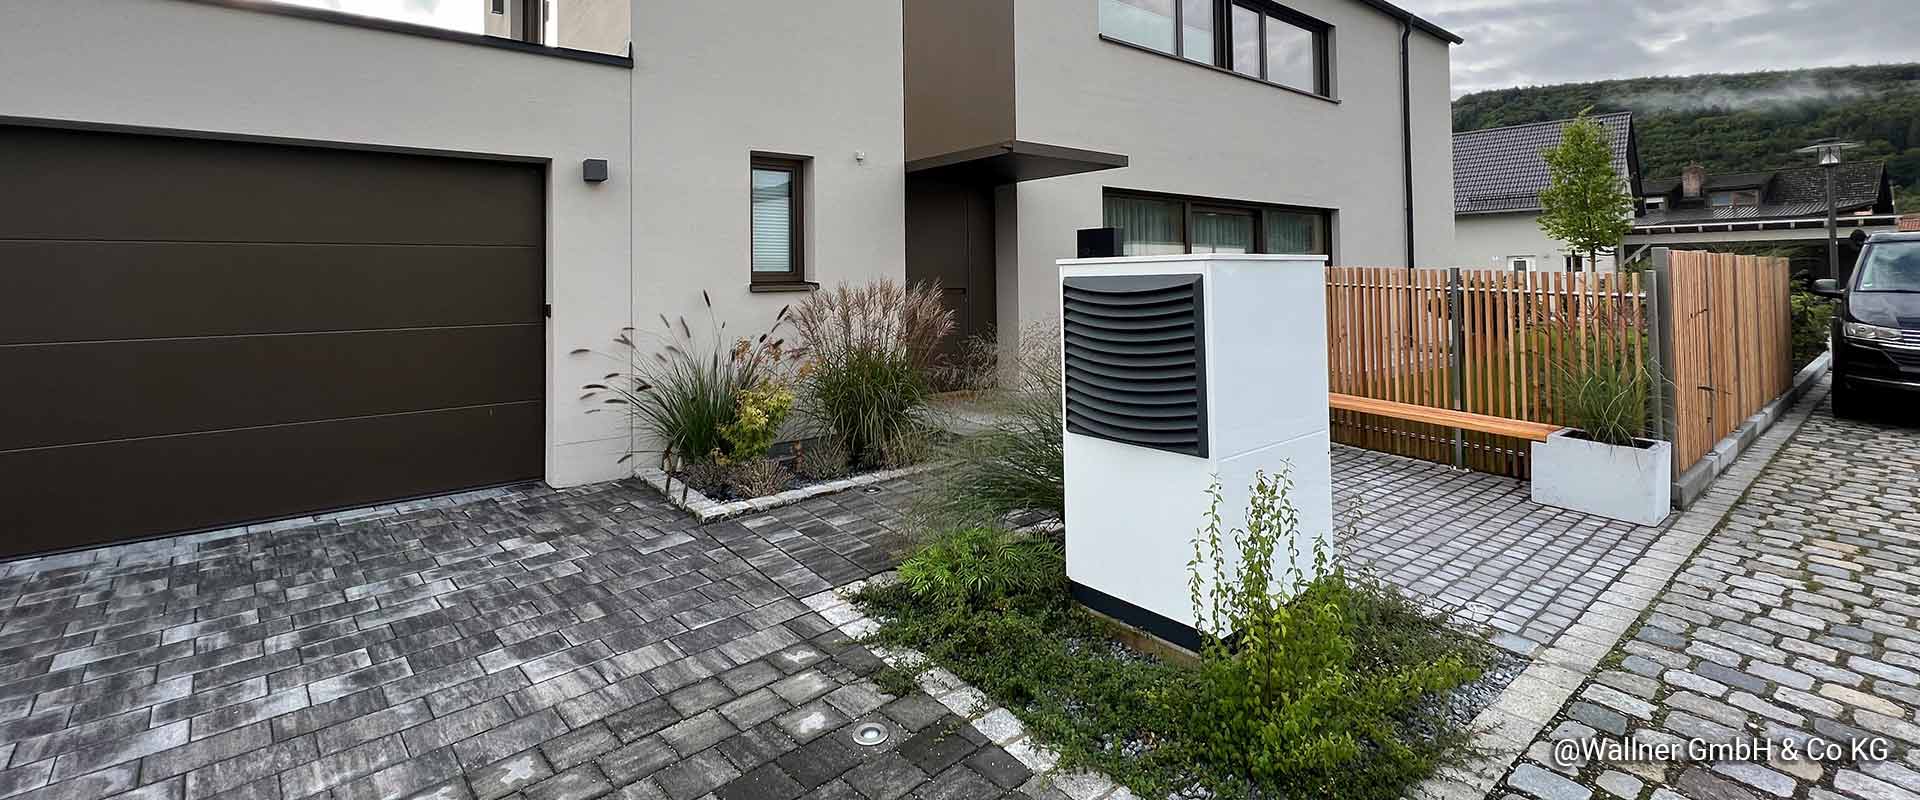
[
  {"xmin": 0, "ymin": 126, "xmax": 544, "ymax": 246},
  {"xmin": 0, "ymin": 403, "xmax": 545, "ymax": 552},
  {"xmin": 0, "ymin": 125, "xmax": 546, "ymax": 557},
  {"xmin": 0, "ymin": 241, "xmax": 543, "ymax": 344},
  {"xmin": 1, "ymin": 326, "xmax": 544, "ymax": 452}
]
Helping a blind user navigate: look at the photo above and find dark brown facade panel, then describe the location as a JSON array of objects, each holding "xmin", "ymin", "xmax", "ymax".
[
  {"xmin": 0, "ymin": 126, "xmax": 544, "ymax": 246},
  {"xmin": 902, "ymin": 0, "xmax": 1016, "ymax": 162},
  {"xmin": 2, "ymin": 325, "xmax": 543, "ymax": 452},
  {"xmin": 0, "ymin": 241, "xmax": 541, "ymax": 345},
  {"xmin": 0, "ymin": 403, "xmax": 544, "ymax": 558}
]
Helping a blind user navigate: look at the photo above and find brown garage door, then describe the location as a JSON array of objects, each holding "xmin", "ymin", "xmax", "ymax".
[{"xmin": 0, "ymin": 125, "xmax": 545, "ymax": 557}]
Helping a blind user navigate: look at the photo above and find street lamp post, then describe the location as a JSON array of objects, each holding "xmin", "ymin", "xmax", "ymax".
[{"xmin": 1796, "ymin": 139, "xmax": 1862, "ymax": 280}]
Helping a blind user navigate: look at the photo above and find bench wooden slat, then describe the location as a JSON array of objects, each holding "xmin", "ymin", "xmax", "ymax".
[{"xmin": 1328, "ymin": 393, "xmax": 1561, "ymax": 442}]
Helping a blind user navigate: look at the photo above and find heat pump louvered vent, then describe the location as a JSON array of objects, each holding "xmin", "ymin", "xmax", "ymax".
[{"xmin": 1062, "ymin": 275, "xmax": 1206, "ymax": 457}]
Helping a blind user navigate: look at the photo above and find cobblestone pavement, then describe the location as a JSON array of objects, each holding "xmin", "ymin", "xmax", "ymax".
[
  {"xmin": 0, "ymin": 475, "xmax": 1047, "ymax": 800},
  {"xmin": 1336, "ymin": 446, "xmax": 1668, "ymax": 656},
  {"xmin": 1498, "ymin": 394, "xmax": 1920, "ymax": 800}
]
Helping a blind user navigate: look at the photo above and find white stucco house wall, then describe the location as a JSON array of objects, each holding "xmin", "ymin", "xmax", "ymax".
[{"xmin": 1450, "ymin": 112, "xmax": 1640, "ymax": 272}]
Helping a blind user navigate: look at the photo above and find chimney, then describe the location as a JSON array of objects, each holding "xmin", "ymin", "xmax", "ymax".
[
  {"xmin": 1900, "ymin": 214, "xmax": 1920, "ymax": 233},
  {"xmin": 1681, "ymin": 164, "xmax": 1706, "ymax": 199}
]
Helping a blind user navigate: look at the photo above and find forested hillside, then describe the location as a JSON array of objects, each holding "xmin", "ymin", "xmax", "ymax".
[{"xmin": 1452, "ymin": 63, "xmax": 1920, "ymax": 209}]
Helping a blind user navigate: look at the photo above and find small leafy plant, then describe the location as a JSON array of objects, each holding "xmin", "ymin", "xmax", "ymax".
[
  {"xmin": 794, "ymin": 437, "xmax": 852, "ymax": 481},
  {"xmin": 726, "ymin": 457, "xmax": 791, "ymax": 499},
  {"xmin": 1185, "ymin": 472, "xmax": 1480, "ymax": 797},
  {"xmin": 719, "ymin": 380, "xmax": 795, "ymax": 463},
  {"xmin": 896, "ymin": 526, "xmax": 1062, "ymax": 611}
]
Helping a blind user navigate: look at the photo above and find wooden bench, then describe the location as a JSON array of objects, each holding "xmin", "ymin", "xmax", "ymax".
[{"xmin": 1328, "ymin": 393, "xmax": 1562, "ymax": 442}]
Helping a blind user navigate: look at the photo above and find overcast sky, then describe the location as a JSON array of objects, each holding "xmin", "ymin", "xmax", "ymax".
[{"xmin": 1397, "ymin": 0, "xmax": 1920, "ymax": 97}]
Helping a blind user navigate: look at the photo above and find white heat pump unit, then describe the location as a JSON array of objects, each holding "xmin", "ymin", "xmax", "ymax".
[{"xmin": 1059, "ymin": 253, "xmax": 1333, "ymax": 649}]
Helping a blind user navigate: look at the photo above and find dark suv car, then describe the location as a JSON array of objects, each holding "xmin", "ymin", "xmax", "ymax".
[{"xmin": 1814, "ymin": 231, "xmax": 1920, "ymax": 417}]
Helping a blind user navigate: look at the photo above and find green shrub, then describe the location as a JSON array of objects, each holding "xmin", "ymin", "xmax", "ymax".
[
  {"xmin": 1185, "ymin": 473, "xmax": 1481, "ymax": 797},
  {"xmin": 574, "ymin": 295, "xmax": 789, "ymax": 467},
  {"xmin": 1790, "ymin": 288, "xmax": 1834, "ymax": 369},
  {"xmin": 931, "ymin": 323, "xmax": 1065, "ymax": 521},
  {"xmin": 719, "ymin": 381, "xmax": 794, "ymax": 462},
  {"xmin": 896, "ymin": 527, "xmax": 1062, "ymax": 611},
  {"xmin": 790, "ymin": 281, "xmax": 953, "ymax": 467}
]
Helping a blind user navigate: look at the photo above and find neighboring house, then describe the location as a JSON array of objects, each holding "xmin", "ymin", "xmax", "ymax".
[
  {"xmin": 0, "ymin": 0, "xmax": 1457, "ymax": 555},
  {"xmin": 1450, "ymin": 112, "xmax": 1640, "ymax": 272},
  {"xmin": 906, "ymin": 0, "xmax": 1460, "ymax": 352},
  {"xmin": 1626, "ymin": 162, "xmax": 1901, "ymax": 273}
]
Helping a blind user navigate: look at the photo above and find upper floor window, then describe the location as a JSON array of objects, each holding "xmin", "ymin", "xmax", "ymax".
[
  {"xmin": 1709, "ymin": 189, "xmax": 1760, "ymax": 208},
  {"xmin": 264, "ymin": 0, "xmax": 629, "ymax": 56},
  {"xmin": 1099, "ymin": 0, "xmax": 1330, "ymax": 97}
]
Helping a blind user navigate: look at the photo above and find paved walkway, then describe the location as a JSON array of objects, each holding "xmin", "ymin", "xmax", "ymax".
[
  {"xmin": 0, "ymin": 476, "xmax": 1041, "ymax": 800},
  {"xmin": 1337, "ymin": 446, "xmax": 1668, "ymax": 657},
  {"xmin": 0, "ymin": 433, "xmax": 1738, "ymax": 800},
  {"xmin": 1498, "ymin": 393, "xmax": 1920, "ymax": 800}
]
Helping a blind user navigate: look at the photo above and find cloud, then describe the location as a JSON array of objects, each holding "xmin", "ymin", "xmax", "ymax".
[{"xmin": 1397, "ymin": 0, "xmax": 1920, "ymax": 96}]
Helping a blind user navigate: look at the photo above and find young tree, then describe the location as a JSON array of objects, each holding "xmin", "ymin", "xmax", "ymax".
[{"xmin": 1537, "ymin": 112, "xmax": 1634, "ymax": 271}]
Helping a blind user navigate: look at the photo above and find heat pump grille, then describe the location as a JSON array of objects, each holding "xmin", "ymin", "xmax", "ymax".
[{"xmin": 1062, "ymin": 275, "xmax": 1206, "ymax": 457}]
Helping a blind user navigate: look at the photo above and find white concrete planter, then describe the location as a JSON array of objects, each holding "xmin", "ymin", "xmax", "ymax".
[{"xmin": 1530, "ymin": 429, "xmax": 1672, "ymax": 526}]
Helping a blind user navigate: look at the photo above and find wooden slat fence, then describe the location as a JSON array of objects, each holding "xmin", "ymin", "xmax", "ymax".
[
  {"xmin": 1665, "ymin": 251, "xmax": 1793, "ymax": 472},
  {"xmin": 1326, "ymin": 267, "xmax": 1646, "ymax": 479}
]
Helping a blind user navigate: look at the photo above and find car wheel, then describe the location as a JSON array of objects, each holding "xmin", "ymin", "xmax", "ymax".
[{"xmin": 1830, "ymin": 383, "xmax": 1861, "ymax": 419}]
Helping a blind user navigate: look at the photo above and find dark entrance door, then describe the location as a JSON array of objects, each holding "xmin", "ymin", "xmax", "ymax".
[
  {"xmin": 906, "ymin": 177, "xmax": 997, "ymax": 384},
  {"xmin": 0, "ymin": 125, "xmax": 546, "ymax": 557}
]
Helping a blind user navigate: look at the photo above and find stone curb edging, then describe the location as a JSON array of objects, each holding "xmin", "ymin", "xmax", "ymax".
[
  {"xmin": 1412, "ymin": 379, "xmax": 1832, "ymax": 800},
  {"xmin": 636, "ymin": 463, "xmax": 939, "ymax": 523},
  {"xmin": 802, "ymin": 577, "xmax": 1144, "ymax": 800},
  {"xmin": 1672, "ymin": 351, "xmax": 1831, "ymax": 509}
]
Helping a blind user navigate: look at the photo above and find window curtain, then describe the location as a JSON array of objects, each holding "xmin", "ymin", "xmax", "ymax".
[
  {"xmin": 750, "ymin": 168, "xmax": 792, "ymax": 273},
  {"xmin": 1104, "ymin": 196, "xmax": 1185, "ymax": 256},
  {"xmin": 1191, "ymin": 211, "xmax": 1253, "ymax": 254},
  {"xmin": 1262, "ymin": 210, "xmax": 1326, "ymax": 255}
]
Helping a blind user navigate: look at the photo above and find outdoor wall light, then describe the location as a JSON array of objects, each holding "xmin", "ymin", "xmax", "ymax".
[{"xmin": 582, "ymin": 159, "xmax": 609, "ymax": 183}]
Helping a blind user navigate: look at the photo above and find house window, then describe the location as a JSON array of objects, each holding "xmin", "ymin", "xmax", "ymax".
[
  {"xmin": 1098, "ymin": 0, "xmax": 1178, "ymax": 54},
  {"xmin": 1104, "ymin": 191, "xmax": 1330, "ymax": 258},
  {"xmin": 1508, "ymin": 255, "xmax": 1537, "ymax": 272},
  {"xmin": 750, "ymin": 156, "xmax": 805, "ymax": 283},
  {"xmin": 1100, "ymin": 0, "xmax": 1331, "ymax": 97},
  {"xmin": 1709, "ymin": 189, "xmax": 1759, "ymax": 207}
]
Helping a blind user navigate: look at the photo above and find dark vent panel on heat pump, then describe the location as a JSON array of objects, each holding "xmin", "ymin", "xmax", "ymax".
[{"xmin": 1062, "ymin": 275, "xmax": 1207, "ymax": 457}]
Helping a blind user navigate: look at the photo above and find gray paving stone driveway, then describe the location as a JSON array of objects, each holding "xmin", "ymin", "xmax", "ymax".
[
  {"xmin": 1336, "ymin": 445, "xmax": 1667, "ymax": 656},
  {"xmin": 0, "ymin": 476, "xmax": 1042, "ymax": 800},
  {"xmin": 1499, "ymin": 394, "xmax": 1920, "ymax": 800}
]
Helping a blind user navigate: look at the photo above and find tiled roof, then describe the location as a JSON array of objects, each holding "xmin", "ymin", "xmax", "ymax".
[
  {"xmin": 1636, "ymin": 162, "xmax": 1887, "ymax": 227},
  {"xmin": 1453, "ymin": 112, "xmax": 1635, "ymax": 215}
]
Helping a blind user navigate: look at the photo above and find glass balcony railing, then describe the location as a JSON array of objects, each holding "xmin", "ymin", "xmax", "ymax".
[{"xmin": 268, "ymin": 0, "xmax": 630, "ymax": 57}]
